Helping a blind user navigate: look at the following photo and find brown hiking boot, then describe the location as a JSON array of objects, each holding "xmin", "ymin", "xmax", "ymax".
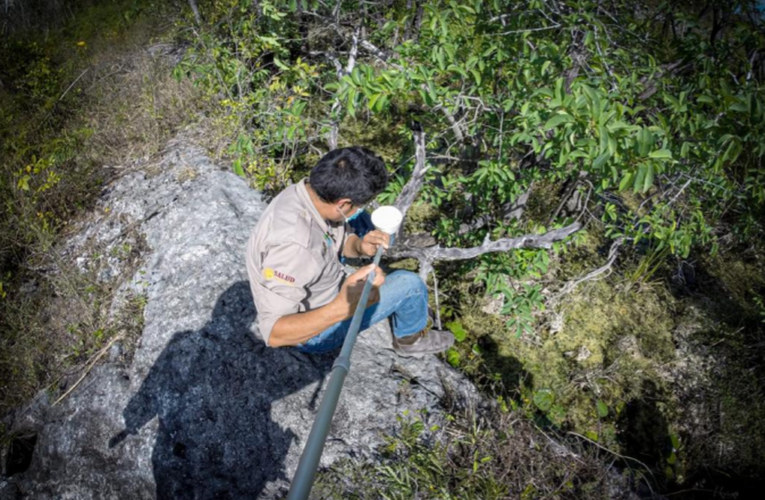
[{"xmin": 392, "ymin": 317, "xmax": 455, "ymax": 358}]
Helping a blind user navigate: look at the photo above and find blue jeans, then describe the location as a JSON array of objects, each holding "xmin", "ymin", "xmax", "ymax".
[{"xmin": 295, "ymin": 270, "xmax": 429, "ymax": 354}]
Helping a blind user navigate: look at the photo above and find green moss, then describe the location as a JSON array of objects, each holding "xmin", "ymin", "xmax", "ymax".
[
  {"xmin": 523, "ymin": 180, "xmax": 560, "ymax": 225},
  {"xmin": 403, "ymin": 202, "xmax": 439, "ymax": 234},
  {"xmin": 338, "ymin": 113, "xmax": 406, "ymax": 167},
  {"xmin": 465, "ymin": 279, "xmax": 677, "ymax": 449},
  {"xmin": 550, "ymin": 227, "xmax": 609, "ymax": 281},
  {"xmin": 386, "ymin": 258, "xmax": 419, "ymax": 272},
  {"xmin": 702, "ymin": 253, "xmax": 765, "ymax": 320},
  {"xmin": 619, "ymin": 190, "xmax": 643, "ymax": 213}
]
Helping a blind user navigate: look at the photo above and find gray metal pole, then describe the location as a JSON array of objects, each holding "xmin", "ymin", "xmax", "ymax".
[{"xmin": 287, "ymin": 245, "xmax": 385, "ymax": 500}]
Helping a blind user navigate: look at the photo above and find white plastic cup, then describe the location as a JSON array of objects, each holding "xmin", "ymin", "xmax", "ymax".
[{"xmin": 371, "ymin": 206, "xmax": 403, "ymax": 245}]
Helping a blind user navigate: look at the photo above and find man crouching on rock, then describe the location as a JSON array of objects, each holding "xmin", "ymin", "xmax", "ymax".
[{"xmin": 244, "ymin": 146, "xmax": 454, "ymax": 357}]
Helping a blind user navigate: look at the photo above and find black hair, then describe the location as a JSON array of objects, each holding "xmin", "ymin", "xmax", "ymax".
[{"xmin": 309, "ymin": 146, "xmax": 388, "ymax": 205}]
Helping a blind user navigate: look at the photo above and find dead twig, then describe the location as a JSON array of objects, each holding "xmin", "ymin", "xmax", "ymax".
[
  {"xmin": 59, "ymin": 68, "xmax": 89, "ymax": 102},
  {"xmin": 52, "ymin": 332, "xmax": 124, "ymax": 407},
  {"xmin": 553, "ymin": 237, "xmax": 624, "ymax": 300}
]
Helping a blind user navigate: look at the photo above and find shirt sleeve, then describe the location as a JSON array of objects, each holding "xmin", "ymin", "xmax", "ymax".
[{"xmin": 253, "ymin": 242, "xmax": 321, "ymax": 345}]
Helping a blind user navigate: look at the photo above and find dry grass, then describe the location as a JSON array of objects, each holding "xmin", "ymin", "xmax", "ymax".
[
  {"xmin": 314, "ymin": 396, "xmax": 646, "ymax": 499},
  {"xmin": 0, "ymin": 2, "xmax": 205, "ymax": 428},
  {"xmin": 77, "ymin": 48, "xmax": 202, "ymax": 168}
]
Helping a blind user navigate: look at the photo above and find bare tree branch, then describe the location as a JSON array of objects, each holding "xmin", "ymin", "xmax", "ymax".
[
  {"xmin": 360, "ymin": 39, "xmax": 395, "ymax": 64},
  {"xmin": 325, "ymin": 26, "xmax": 361, "ymax": 150},
  {"xmin": 390, "ymin": 222, "xmax": 582, "ymax": 282},
  {"xmin": 394, "ymin": 126, "xmax": 428, "ymax": 219},
  {"xmin": 436, "ymin": 103, "xmax": 466, "ymax": 144},
  {"xmin": 548, "ymin": 171, "xmax": 587, "ymax": 225},
  {"xmin": 345, "ymin": 25, "xmax": 360, "ymax": 74}
]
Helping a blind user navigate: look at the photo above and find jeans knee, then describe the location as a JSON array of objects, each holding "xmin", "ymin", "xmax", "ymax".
[{"xmin": 391, "ymin": 270, "xmax": 427, "ymax": 296}]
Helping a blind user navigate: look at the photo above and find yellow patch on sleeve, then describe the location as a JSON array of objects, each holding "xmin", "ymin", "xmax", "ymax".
[{"xmin": 263, "ymin": 267, "xmax": 296, "ymax": 285}]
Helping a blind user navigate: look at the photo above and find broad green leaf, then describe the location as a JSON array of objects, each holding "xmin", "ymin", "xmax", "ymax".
[
  {"xmin": 448, "ymin": 64, "xmax": 468, "ymax": 78},
  {"xmin": 718, "ymin": 134, "xmax": 735, "ymax": 145},
  {"xmin": 471, "ymin": 68, "xmax": 482, "ymax": 85},
  {"xmin": 593, "ymin": 152, "xmax": 610, "ymax": 170},
  {"xmin": 377, "ymin": 94, "xmax": 388, "ymax": 111},
  {"xmin": 722, "ymin": 139, "xmax": 741, "ymax": 164},
  {"xmin": 351, "ymin": 67, "xmax": 362, "ymax": 85},
  {"xmin": 599, "ymin": 125, "xmax": 609, "ymax": 154},
  {"xmin": 436, "ymin": 47, "xmax": 445, "ymax": 70},
  {"xmin": 445, "ymin": 321, "xmax": 468, "ymax": 342},
  {"xmin": 729, "ymin": 101, "xmax": 748, "ymax": 113},
  {"xmin": 582, "ymin": 84, "xmax": 601, "ymax": 117},
  {"xmin": 643, "ymin": 163, "xmax": 654, "ymax": 192},
  {"xmin": 368, "ymin": 93, "xmax": 380, "ymax": 110},
  {"xmin": 634, "ymin": 163, "xmax": 647, "ymax": 192},
  {"xmin": 543, "ymin": 113, "xmax": 574, "ymax": 130},
  {"xmin": 427, "ymin": 81, "xmax": 438, "ymax": 103},
  {"xmin": 680, "ymin": 142, "xmax": 690, "ymax": 158},
  {"xmin": 619, "ymin": 172, "xmax": 634, "ymax": 191},
  {"xmin": 341, "ymin": 74, "xmax": 355, "ymax": 87},
  {"xmin": 347, "ymin": 87, "xmax": 357, "ymax": 116},
  {"xmin": 637, "ymin": 127, "xmax": 652, "ymax": 157},
  {"xmin": 232, "ymin": 159, "xmax": 244, "ymax": 177},
  {"xmin": 533, "ymin": 389, "xmax": 554, "ymax": 411},
  {"xmin": 649, "ymin": 149, "xmax": 672, "ymax": 159},
  {"xmin": 446, "ymin": 348, "xmax": 460, "ymax": 367}
]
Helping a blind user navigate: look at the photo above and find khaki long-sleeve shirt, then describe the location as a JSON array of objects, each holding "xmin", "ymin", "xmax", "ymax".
[{"xmin": 245, "ymin": 178, "xmax": 350, "ymax": 345}]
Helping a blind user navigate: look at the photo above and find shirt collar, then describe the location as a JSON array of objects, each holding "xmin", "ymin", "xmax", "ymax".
[{"xmin": 295, "ymin": 178, "xmax": 343, "ymax": 235}]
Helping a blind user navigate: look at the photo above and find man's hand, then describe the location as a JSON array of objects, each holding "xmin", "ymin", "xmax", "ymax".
[
  {"xmin": 358, "ymin": 230, "xmax": 390, "ymax": 257},
  {"xmin": 332, "ymin": 264, "xmax": 386, "ymax": 319},
  {"xmin": 269, "ymin": 265, "xmax": 386, "ymax": 347}
]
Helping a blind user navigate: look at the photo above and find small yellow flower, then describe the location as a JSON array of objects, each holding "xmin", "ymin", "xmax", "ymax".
[
  {"xmin": 104, "ymin": 207, "xmax": 111, "ymax": 213},
  {"xmin": 76, "ymin": 41, "xmax": 87, "ymax": 48}
]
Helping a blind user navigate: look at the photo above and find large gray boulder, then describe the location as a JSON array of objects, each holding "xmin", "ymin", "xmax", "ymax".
[{"xmin": 0, "ymin": 132, "xmax": 479, "ymax": 499}]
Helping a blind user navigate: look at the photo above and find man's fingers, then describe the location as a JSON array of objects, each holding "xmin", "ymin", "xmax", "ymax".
[
  {"xmin": 364, "ymin": 231, "xmax": 390, "ymax": 249},
  {"xmin": 373, "ymin": 266, "xmax": 385, "ymax": 287},
  {"xmin": 351, "ymin": 263, "xmax": 375, "ymax": 281},
  {"xmin": 348, "ymin": 265, "xmax": 384, "ymax": 293}
]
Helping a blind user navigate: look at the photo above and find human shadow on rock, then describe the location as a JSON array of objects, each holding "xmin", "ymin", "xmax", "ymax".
[{"xmin": 109, "ymin": 281, "xmax": 335, "ymax": 499}]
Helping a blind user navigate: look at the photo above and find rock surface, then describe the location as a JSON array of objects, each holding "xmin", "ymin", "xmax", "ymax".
[{"xmin": 0, "ymin": 133, "xmax": 479, "ymax": 499}]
